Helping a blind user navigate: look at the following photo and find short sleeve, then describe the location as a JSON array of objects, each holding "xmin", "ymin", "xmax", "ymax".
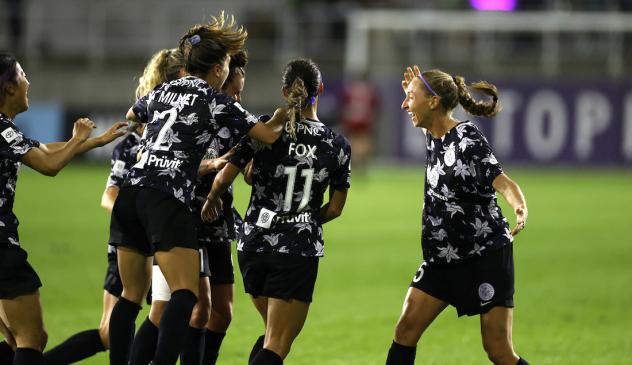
[
  {"xmin": 228, "ymin": 136, "xmax": 255, "ymax": 169},
  {"xmin": 105, "ymin": 137, "xmax": 139, "ymax": 187},
  {"xmin": 462, "ymin": 126, "xmax": 503, "ymax": 187},
  {"xmin": 214, "ymin": 98, "xmax": 258, "ymax": 136},
  {"xmin": 330, "ymin": 135, "xmax": 351, "ymax": 191},
  {"xmin": 0, "ymin": 122, "xmax": 40, "ymax": 161},
  {"xmin": 132, "ymin": 95, "xmax": 150, "ymax": 123}
]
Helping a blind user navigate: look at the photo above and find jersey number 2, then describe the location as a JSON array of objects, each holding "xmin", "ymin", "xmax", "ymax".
[
  {"xmin": 283, "ymin": 167, "xmax": 314, "ymax": 211},
  {"xmin": 153, "ymin": 108, "xmax": 178, "ymax": 151}
]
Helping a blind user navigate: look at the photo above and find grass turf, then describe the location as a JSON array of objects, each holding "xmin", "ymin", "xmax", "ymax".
[{"xmin": 10, "ymin": 163, "xmax": 632, "ymax": 364}]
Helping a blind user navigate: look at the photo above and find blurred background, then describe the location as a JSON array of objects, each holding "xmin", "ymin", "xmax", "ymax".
[
  {"xmin": 3, "ymin": 1, "xmax": 632, "ymax": 364},
  {"xmin": 3, "ymin": 0, "xmax": 632, "ymax": 168}
]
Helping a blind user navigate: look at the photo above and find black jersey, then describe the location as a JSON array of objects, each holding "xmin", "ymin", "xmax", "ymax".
[
  {"xmin": 106, "ymin": 132, "xmax": 142, "ymax": 188},
  {"xmin": 230, "ymin": 119, "xmax": 351, "ymax": 257},
  {"xmin": 125, "ymin": 76, "xmax": 258, "ymax": 207},
  {"xmin": 192, "ymin": 121, "xmax": 247, "ymax": 243},
  {"xmin": 0, "ymin": 113, "xmax": 40, "ymax": 246},
  {"xmin": 422, "ymin": 121, "xmax": 512, "ymax": 265}
]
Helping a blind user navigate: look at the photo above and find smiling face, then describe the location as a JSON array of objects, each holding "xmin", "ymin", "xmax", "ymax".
[{"xmin": 401, "ymin": 77, "xmax": 434, "ymax": 129}]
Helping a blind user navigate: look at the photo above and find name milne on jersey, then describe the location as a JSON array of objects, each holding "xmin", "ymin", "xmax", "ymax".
[{"xmin": 157, "ymin": 92, "xmax": 200, "ymax": 109}]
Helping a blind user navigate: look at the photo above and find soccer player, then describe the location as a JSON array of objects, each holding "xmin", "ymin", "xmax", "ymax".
[
  {"xmin": 0, "ymin": 52, "xmax": 125, "ymax": 365},
  {"xmin": 202, "ymin": 58, "xmax": 351, "ymax": 365},
  {"xmin": 384, "ymin": 65, "xmax": 529, "ymax": 365},
  {"xmin": 132, "ymin": 50, "xmax": 250, "ymax": 365},
  {"xmin": 107, "ymin": 13, "xmax": 286, "ymax": 365},
  {"xmin": 40, "ymin": 47, "xmax": 185, "ymax": 365}
]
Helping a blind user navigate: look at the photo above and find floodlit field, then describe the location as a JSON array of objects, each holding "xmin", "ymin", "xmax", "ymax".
[{"xmin": 11, "ymin": 164, "xmax": 632, "ymax": 364}]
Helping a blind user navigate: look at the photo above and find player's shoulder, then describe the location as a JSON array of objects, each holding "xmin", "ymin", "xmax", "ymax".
[{"xmin": 456, "ymin": 120, "xmax": 484, "ymax": 138}]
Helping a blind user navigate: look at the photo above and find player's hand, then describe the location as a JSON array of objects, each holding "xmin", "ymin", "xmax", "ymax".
[
  {"xmin": 97, "ymin": 121, "xmax": 128, "ymax": 146},
  {"xmin": 209, "ymin": 158, "xmax": 229, "ymax": 171},
  {"xmin": 201, "ymin": 197, "xmax": 223, "ymax": 223},
  {"xmin": 402, "ymin": 65, "xmax": 422, "ymax": 92},
  {"xmin": 511, "ymin": 206, "xmax": 528, "ymax": 236},
  {"xmin": 72, "ymin": 118, "xmax": 96, "ymax": 142}
]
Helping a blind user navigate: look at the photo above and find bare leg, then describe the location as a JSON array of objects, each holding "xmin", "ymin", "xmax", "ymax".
[
  {"xmin": 480, "ymin": 307, "xmax": 520, "ymax": 365},
  {"xmin": 0, "ymin": 291, "xmax": 47, "ymax": 351},
  {"xmin": 262, "ymin": 298, "xmax": 310, "ymax": 359},
  {"xmin": 117, "ymin": 247, "xmax": 152, "ymax": 304},
  {"xmin": 393, "ymin": 287, "xmax": 447, "ymax": 346},
  {"xmin": 98, "ymin": 290, "xmax": 119, "ymax": 348},
  {"xmin": 207, "ymin": 283, "xmax": 233, "ymax": 332}
]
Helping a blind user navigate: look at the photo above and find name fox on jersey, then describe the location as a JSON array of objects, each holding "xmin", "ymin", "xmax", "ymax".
[
  {"xmin": 146, "ymin": 154, "xmax": 183, "ymax": 169},
  {"xmin": 288, "ymin": 143, "xmax": 317, "ymax": 158},
  {"xmin": 157, "ymin": 92, "xmax": 200, "ymax": 109}
]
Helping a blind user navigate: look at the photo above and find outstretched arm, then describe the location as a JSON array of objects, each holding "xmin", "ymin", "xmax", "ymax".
[
  {"xmin": 493, "ymin": 173, "xmax": 528, "ymax": 236},
  {"xmin": 246, "ymin": 107, "xmax": 287, "ymax": 145},
  {"xmin": 21, "ymin": 119, "xmax": 126, "ymax": 176}
]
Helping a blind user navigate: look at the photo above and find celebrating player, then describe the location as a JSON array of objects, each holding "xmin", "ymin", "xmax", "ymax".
[
  {"xmin": 202, "ymin": 58, "xmax": 351, "ymax": 365},
  {"xmin": 40, "ymin": 47, "xmax": 184, "ymax": 365},
  {"xmin": 106, "ymin": 13, "xmax": 286, "ymax": 365},
  {"xmin": 0, "ymin": 52, "xmax": 125, "ymax": 365},
  {"xmin": 384, "ymin": 66, "xmax": 529, "ymax": 365},
  {"xmin": 130, "ymin": 50, "xmax": 250, "ymax": 365}
]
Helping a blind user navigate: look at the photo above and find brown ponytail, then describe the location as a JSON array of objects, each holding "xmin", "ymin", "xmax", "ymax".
[
  {"xmin": 284, "ymin": 78, "xmax": 308, "ymax": 141},
  {"xmin": 453, "ymin": 76, "xmax": 501, "ymax": 117}
]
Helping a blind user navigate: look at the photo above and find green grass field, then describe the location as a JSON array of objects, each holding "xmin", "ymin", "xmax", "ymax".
[{"xmin": 10, "ymin": 164, "xmax": 632, "ymax": 364}]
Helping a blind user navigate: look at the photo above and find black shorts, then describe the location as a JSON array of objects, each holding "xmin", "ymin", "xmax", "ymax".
[
  {"xmin": 109, "ymin": 187, "xmax": 198, "ymax": 256},
  {"xmin": 203, "ymin": 241, "xmax": 234, "ymax": 285},
  {"xmin": 238, "ymin": 251, "xmax": 318, "ymax": 303},
  {"xmin": 411, "ymin": 244, "xmax": 515, "ymax": 317},
  {"xmin": 103, "ymin": 245, "xmax": 122, "ymax": 297},
  {"xmin": 0, "ymin": 244, "xmax": 42, "ymax": 299}
]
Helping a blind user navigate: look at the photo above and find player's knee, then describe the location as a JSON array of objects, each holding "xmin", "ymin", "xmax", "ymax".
[
  {"xmin": 264, "ymin": 338, "xmax": 291, "ymax": 359},
  {"xmin": 98, "ymin": 326, "xmax": 110, "ymax": 349},
  {"xmin": 394, "ymin": 315, "xmax": 422, "ymax": 345},
  {"xmin": 483, "ymin": 338, "xmax": 514, "ymax": 365},
  {"xmin": 190, "ymin": 300, "xmax": 211, "ymax": 328}
]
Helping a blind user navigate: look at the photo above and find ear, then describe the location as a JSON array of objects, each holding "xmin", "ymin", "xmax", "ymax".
[
  {"xmin": 213, "ymin": 63, "xmax": 223, "ymax": 78},
  {"xmin": 318, "ymin": 82, "xmax": 324, "ymax": 95},
  {"xmin": 4, "ymin": 83, "xmax": 17, "ymax": 97},
  {"xmin": 281, "ymin": 87, "xmax": 289, "ymax": 97},
  {"xmin": 429, "ymin": 96, "xmax": 441, "ymax": 110}
]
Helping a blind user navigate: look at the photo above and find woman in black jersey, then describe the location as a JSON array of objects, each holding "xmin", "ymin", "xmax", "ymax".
[
  {"xmin": 39, "ymin": 47, "xmax": 185, "ymax": 365},
  {"xmin": 384, "ymin": 66, "xmax": 529, "ymax": 365},
  {"xmin": 202, "ymin": 59, "xmax": 351, "ymax": 365},
  {"xmin": 130, "ymin": 51, "xmax": 250, "ymax": 365},
  {"xmin": 0, "ymin": 52, "xmax": 124, "ymax": 365},
  {"xmin": 107, "ymin": 13, "xmax": 286, "ymax": 365}
]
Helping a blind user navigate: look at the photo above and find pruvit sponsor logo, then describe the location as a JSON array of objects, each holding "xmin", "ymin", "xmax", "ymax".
[
  {"xmin": 146, "ymin": 154, "xmax": 183, "ymax": 169},
  {"xmin": 278, "ymin": 211, "xmax": 312, "ymax": 224}
]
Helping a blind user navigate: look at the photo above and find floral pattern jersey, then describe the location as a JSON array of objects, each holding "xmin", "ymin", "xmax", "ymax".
[
  {"xmin": 229, "ymin": 119, "xmax": 351, "ymax": 257},
  {"xmin": 422, "ymin": 121, "xmax": 512, "ymax": 266},
  {"xmin": 125, "ymin": 76, "xmax": 258, "ymax": 207},
  {"xmin": 0, "ymin": 113, "xmax": 40, "ymax": 246}
]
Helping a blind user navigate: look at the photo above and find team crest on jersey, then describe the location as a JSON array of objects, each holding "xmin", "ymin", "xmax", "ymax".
[
  {"xmin": 478, "ymin": 283, "xmax": 495, "ymax": 301},
  {"xmin": 1, "ymin": 128, "xmax": 18, "ymax": 143},
  {"xmin": 256, "ymin": 208, "xmax": 277, "ymax": 229}
]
